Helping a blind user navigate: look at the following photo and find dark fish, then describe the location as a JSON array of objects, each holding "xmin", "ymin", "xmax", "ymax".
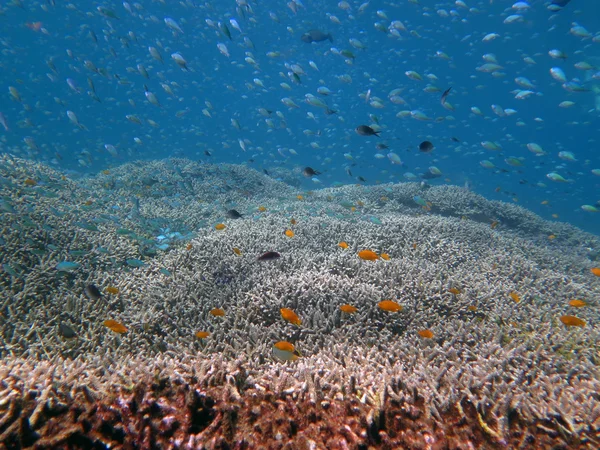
[
  {"xmin": 421, "ymin": 171, "xmax": 441, "ymax": 180},
  {"xmin": 451, "ymin": 137, "xmax": 461, "ymax": 143},
  {"xmin": 419, "ymin": 141, "xmax": 434, "ymax": 153},
  {"xmin": 376, "ymin": 143, "xmax": 389, "ymax": 150},
  {"xmin": 59, "ymin": 323, "xmax": 77, "ymax": 338},
  {"xmin": 204, "ymin": 150, "xmax": 212, "ymax": 156},
  {"xmin": 226, "ymin": 209, "xmax": 243, "ymax": 219},
  {"xmin": 301, "ymin": 30, "xmax": 333, "ymax": 43},
  {"xmin": 258, "ymin": 251, "xmax": 281, "ymax": 261},
  {"xmin": 551, "ymin": 0, "xmax": 571, "ymax": 7},
  {"xmin": 325, "ymin": 107, "xmax": 337, "ymax": 115},
  {"xmin": 303, "ymin": 167, "xmax": 321, "ymax": 177},
  {"xmin": 440, "ymin": 87, "xmax": 452, "ymax": 105},
  {"xmin": 357, "ymin": 176, "xmax": 366, "ymax": 182},
  {"xmin": 355, "ymin": 125, "xmax": 380, "ymax": 136},
  {"xmin": 84, "ymin": 284, "xmax": 102, "ymax": 300},
  {"xmin": 263, "ymin": 169, "xmax": 270, "ymax": 175}
]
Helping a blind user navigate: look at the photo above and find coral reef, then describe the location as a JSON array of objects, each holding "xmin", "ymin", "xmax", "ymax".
[{"xmin": 1, "ymin": 155, "xmax": 599, "ymax": 448}]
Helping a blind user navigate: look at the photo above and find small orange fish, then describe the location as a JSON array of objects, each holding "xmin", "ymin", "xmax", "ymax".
[
  {"xmin": 339, "ymin": 304, "xmax": 358, "ymax": 314},
  {"xmin": 233, "ymin": 247, "xmax": 242, "ymax": 256},
  {"xmin": 350, "ymin": 206, "xmax": 356, "ymax": 212},
  {"xmin": 417, "ymin": 329, "xmax": 434, "ymax": 339},
  {"xmin": 548, "ymin": 234, "xmax": 556, "ymax": 240},
  {"xmin": 103, "ymin": 319, "xmax": 127, "ymax": 334},
  {"xmin": 559, "ymin": 315, "xmax": 585, "ymax": 327},
  {"xmin": 186, "ymin": 243, "xmax": 193, "ymax": 251},
  {"xmin": 467, "ymin": 305, "xmax": 477, "ymax": 312},
  {"xmin": 84, "ymin": 200, "xmax": 93, "ymax": 206},
  {"xmin": 102, "ymin": 169, "xmax": 111, "ymax": 175},
  {"xmin": 284, "ymin": 229, "xmax": 294, "ymax": 238},
  {"xmin": 290, "ymin": 218, "xmax": 297, "ymax": 225},
  {"xmin": 280, "ymin": 307, "xmax": 301, "ymax": 325},
  {"xmin": 509, "ymin": 292, "xmax": 521, "ymax": 303},
  {"xmin": 412, "ymin": 243, "xmax": 417, "ymax": 250},
  {"xmin": 490, "ymin": 221, "xmax": 499, "ymax": 229},
  {"xmin": 449, "ymin": 288, "xmax": 461, "ymax": 295},
  {"xmin": 358, "ymin": 249, "xmax": 379, "ymax": 261},
  {"xmin": 378, "ymin": 300, "xmax": 402, "ymax": 312},
  {"xmin": 105, "ymin": 286, "xmax": 119, "ymax": 295},
  {"xmin": 568, "ymin": 299, "xmax": 587, "ymax": 308},
  {"xmin": 380, "ymin": 196, "xmax": 389, "ymax": 202},
  {"xmin": 195, "ymin": 331, "xmax": 210, "ymax": 339},
  {"xmin": 258, "ymin": 206, "xmax": 267, "ymax": 212},
  {"xmin": 380, "ymin": 253, "xmax": 391, "ymax": 261},
  {"xmin": 215, "ymin": 223, "xmax": 226, "ymax": 230},
  {"xmin": 24, "ymin": 178, "xmax": 37, "ymax": 186},
  {"xmin": 591, "ymin": 268, "xmax": 600, "ymax": 277},
  {"xmin": 210, "ymin": 308, "xmax": 225, "ymax": 317},
  {"xmin": 297, "ymin": 195, "xmax": 304, "ymax": 200},
  {"xmin": 273, "ymin": 341, "xmax": 300, "ymax": 361},
  {"xmin": 338, "ymin": 242, "xmax": 349, "ymax": 249}
]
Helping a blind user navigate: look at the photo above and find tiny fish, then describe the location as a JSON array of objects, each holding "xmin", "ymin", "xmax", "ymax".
[
  {"xmin": 340, "ymin": 304, "xmax": 358, "ymax": 314},
  {"xmin": 103, "ymin": 319, "xmax": 127, "ymax": 334},
  {"xmin": 419, "ymin": 140, "xmax": 434, "ymax": 153},
  {"xmin": 226, "ymin": 209, "xmax": 243, "ymax": 219},
  {"xmin": 58, "ymin": 323, "xmax": 77, "ymax": 338},
  {"xmin": 568, "ymin": 299, "xmax": 587, "ymax": 307},
  {"xmin": 559, "ymin": 315, "xmax": 585, "ymax": 327},
  {"xmin": 273, "ymin": 341, "xmax": 301, "ymax": 361},
  {"xmin": 355, "ymin": 125, "xmax": 380, "ymax": 136},
  {"xmin": 210, "ymin": 308, "xmax": 225, "ymax": 317},
  {"xmin": 84, "ymin": 284, "xmax": 102, "ymax": 300},
  {"xmin": 215, "ymin": 223, "xmax": 226, "ymax": 230},
  {"xmin": 195, "ymin": 331, "xmax": 210, "ymax": 339},
  {"xmin": 303, "ymin": 167, "xmax": 321, "ymax": 177},
  {"xmin": 338, "ymin": 242, "xmax": 349, "ymax": 249},
  {"xmin": 509, "ymin": 292, "xmax": 521, "ymax": 303},
  {"xmin": 258, "ymin": 251, "xmax": 280, "ymax": 261},
  {"xmin": 284, "ymin": 229, "xmax": 294, "ymax": 238},
  {"xmin": 280, "ymin": 307, "xmax": 301, "ymax": 325},
  {"xmin": 358, "ymin": 249, "xmax": 379, "ymax": 261},
  {"xmin": 417, "ymin": 329, "xmax": 434, "ymax": 339},
  {"xmin": 378, "ymin": 300, "xmax": 403, "ymax": 312}
]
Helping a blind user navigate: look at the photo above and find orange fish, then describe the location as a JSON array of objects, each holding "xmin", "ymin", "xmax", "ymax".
[
  {"xmin": 338, "ymin": 242, "xmax": 349, "ymax": 249},
  {"xmin": 509, "ymin": 292, "xmax": 520, "ymax": 303},
  {"xmin": 559, "ymin": 315, "xmax": 585, "ymax": 327},
  {"xmin": 297, "ymin": 195, "xmax": 304, "ymax": 200},
  {"xmin": 258, "ymin": 206, "xmax": 267, "ymax": 212},
  {"xmin": 548, "ymin": 234, "xmax": 556, "ymax": 240},
  {"xmin": 280, "ymin": 307, "xmax": 301, "ymax": 325},
  {"xmin": 350, "ymin": 206, "xmax": 356, "ymax": 212},
  {"xmin": 273, "ymin": 341, "xmax": 300, "ymax": 361},
  {"xmin": 24, "ymin": 178, "xmax": 37, "ymax": 186},
  {"xmin": 380, "ymin": 253, "xmax": 391, "ymax": 261},
  {"xmin": 186, "ymin": 243, "xmax": 193, "ymax": 251},
  {"xmin": 195, "ymin": 331, "xmax": 210, "ymax": 339},
  {"xmin": 378, "ymin": 300, "xmax": 402, "ymax": 312},
  {"xmin": 568, "ymin": 299, "xmax": 587, "ymax": 308},
  {"xmin": 339, "ymin": 304, "xmax": 358, "ymax": 314},
  {"xmin": 284, "ymin": 229, "xmax": 294, "ymax": 238},
  {"xmin": 412, "ymin": 243, "xmax": 417, "ymax": 250},
  {"xmin": 417, "ymin": 329, "xmax": 434, "ymax": 339},
  {"xmin": 102, "ymin": 169, "xmax": 111, "ymax": 175},
  {"xmin": 490, "ymin": 221, "xmax": 499, "ymax": 229},
  {"xmin": 290, "ymin": 218, "xmax": 297, "ymax": 225},
  {"xmin": 215, "ymin": 223, "xmax": 226, "ymax": 230},
  {"xmin": 358, "ymin": 249, "xmax": 379, "ymax": 261},
  {"xmin": 103, "ymin": 319, "xmax": 127, "ymax": 334},
  {"xmin": 233, "ymin": 247, "xmax": 242, "ymax": 256},
  {"xmin": 591, "ymin": 268, "xmax": 600, "ymax": 277},
  {"xmin": 26, "ymin": 22, "xmax": 43, "ymax": 32},
  {"xmin": 210, "ymin": 308, "xmax": 225, "ymax": 317},
  {"xmin": 449, "ymin": 288, "xmax": 461, "ymax": 295},
  {"xmin": 83, "ymin": 200, "xmax": 93, "ymax": 206},
  {"xmin": 467, "ymin": 305, "xmax": 477, "ymax": 312},
  {"xmin": 105, "ymin": 286, "xmax": 119, "ymax": 295}
]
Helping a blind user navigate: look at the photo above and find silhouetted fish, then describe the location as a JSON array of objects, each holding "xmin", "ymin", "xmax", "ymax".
[
  {"xmin": 258, "ymin": 251, "xmax": 281, "ymax": 261},
  {"xmin": 303, "ymin": 167, "xmax": 321, "ymax": 177},
  {"xmin": 226, "ymin": 209, "xmax": 243, "ymax": 219},
  {"xmin": 301, "ymin": 30, "xmax": 333, "ymax": 43},
  {"xmin": 84, "ymin": 284, "xmax": 102, "ymax": 300},
  {"xmin": 355, "ymin": 125, "xmax": 379, "ymax": 136}
]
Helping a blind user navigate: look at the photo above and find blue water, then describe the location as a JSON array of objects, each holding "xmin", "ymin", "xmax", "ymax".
[{"xmin": 0, "ymin": 0, "xmax": 598, "ymax": 234}]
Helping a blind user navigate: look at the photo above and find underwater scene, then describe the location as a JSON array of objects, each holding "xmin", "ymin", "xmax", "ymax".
[{"xmin": 0, "ymin": 0, "xmax": 599, "ymax": 448}]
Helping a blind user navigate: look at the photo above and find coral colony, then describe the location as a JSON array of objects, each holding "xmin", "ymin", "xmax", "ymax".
[{"xmin": 1, "ymin": 156, "xmax": 599, "ymax": 448}]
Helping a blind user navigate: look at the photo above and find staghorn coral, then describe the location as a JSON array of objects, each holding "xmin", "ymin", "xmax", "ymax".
[{"xmin": 1, "ymin": 155, "xmax": 599, "ymax": 448}]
